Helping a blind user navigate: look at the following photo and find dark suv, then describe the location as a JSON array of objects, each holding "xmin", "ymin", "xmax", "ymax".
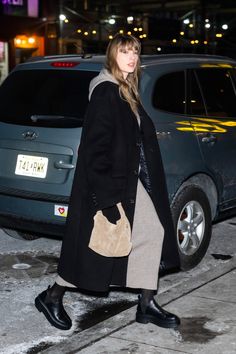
[{"xmin": 1, "ymin": 53, "xmax": 236, "ymax": 270}]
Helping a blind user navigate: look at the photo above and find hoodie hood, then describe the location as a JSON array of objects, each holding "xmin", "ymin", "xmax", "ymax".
[{"xmin": 88, "ymin": 68, "xmax": 118, "ymax": 100}]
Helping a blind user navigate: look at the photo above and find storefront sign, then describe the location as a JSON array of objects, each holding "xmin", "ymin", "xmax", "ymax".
[{"xmin": 2, "ymin": 0, "xmax": 38, "ymax": 17}]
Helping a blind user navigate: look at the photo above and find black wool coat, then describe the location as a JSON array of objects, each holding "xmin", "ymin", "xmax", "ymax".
[{"xmin": 58, "ymin": 81, "xmax": 180, "ymax": 292}]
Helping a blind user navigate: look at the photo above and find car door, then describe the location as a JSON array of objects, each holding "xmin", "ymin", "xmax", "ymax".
[
  {"xmin": 188, "ymin": 67, "xmax": 236, "ymax": 208},
  {"xmin": 140, "ymin": 67, "xmax": 205, "ymax": 200}
]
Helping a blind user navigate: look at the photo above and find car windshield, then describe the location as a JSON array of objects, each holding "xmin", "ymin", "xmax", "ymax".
[{"xmin": 0, "ymin": 69, "xmax": 97, "ymax": 127}]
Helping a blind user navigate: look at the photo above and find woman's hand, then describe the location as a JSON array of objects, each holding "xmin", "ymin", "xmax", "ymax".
[{"xmin": 102, "ymin": 205, "xmax": 120, "ymax": 224}]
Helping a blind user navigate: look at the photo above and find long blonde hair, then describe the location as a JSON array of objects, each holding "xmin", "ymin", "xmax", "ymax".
[{"xmin": 105, "ymin": 34, "xmax": 141, "ymax": 116}]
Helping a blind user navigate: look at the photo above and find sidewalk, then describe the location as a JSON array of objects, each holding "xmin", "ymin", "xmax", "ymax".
[{"xmin": 42, "ymin": 257, "xmax": 236, "ymax": 354}]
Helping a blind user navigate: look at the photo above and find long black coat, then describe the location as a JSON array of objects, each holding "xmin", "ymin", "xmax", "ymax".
[{"xmin": 58, "ymin": 81, "xmax": 180, "ymax": 292}]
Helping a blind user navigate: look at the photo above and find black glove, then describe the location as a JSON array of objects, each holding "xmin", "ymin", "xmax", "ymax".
[{"xmin": 102, "ymin": 205, "xmax": 120, "ymax": 224}]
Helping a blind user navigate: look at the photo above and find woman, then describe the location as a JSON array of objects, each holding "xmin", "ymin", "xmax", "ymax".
[{"xmin": 35, "ymin": 34, "xmax": 180, "ymax": 330}]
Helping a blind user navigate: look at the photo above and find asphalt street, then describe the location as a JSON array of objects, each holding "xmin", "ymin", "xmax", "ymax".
[{"xmin": 0, "ymin": 216, "xmax": 235, "ymax": 354}]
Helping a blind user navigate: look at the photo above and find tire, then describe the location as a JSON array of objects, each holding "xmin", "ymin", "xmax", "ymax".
[
  {"xmin": 3, "ymin": 228, "xmax": 40, "ymax": 241},
  {"xmin": 171, "ymin": 185, "xmax": 212, "ymax": 270}
]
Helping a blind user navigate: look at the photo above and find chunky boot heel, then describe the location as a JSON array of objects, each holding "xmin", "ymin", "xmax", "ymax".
[
  {"xmin": 136, "ymin": 313, "xmax": 149, "ymax": 324},
  {"xmin": 136, "ymin": 297, "xmax": 180, "ymax": 329},
  {"xmin": 35, "ymin": 287, "xmax": 72, "ymax": 330}
]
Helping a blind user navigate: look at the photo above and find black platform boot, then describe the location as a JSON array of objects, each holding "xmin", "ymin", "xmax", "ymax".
[
  {"xmin": 136, "ymin": 289, "xmax": 180, "ymax": 329},
  {"xmin": 35, "ymin": 283, "xmax": 72, "ymax": 330}
]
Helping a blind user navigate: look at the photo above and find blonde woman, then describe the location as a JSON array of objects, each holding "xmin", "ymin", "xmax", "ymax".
[{"xmin": 35, "ymin": 34, "xmax": 180, "ymax": 330}]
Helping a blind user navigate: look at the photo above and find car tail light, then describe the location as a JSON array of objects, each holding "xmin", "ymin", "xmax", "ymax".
[{"xmin": 51, "ymin": 62, "xmax": 80, "ymax": 68}]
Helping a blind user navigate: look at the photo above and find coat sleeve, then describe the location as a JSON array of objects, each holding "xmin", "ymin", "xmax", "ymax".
[{"xmin": 81, "ymin": 82, "xmax": 123, "ymax": 210}]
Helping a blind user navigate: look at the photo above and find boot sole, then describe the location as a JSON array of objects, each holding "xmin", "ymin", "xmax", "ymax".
[
  {"xmin": 35, "ymin": 296, "xmax": 71, "ymax": 331},
  {"xmin": 136, "ymin": 312, "xmax": 180, "ymax": 329}
]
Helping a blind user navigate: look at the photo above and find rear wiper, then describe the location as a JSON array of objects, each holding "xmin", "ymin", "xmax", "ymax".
[{"xmin": 31, "ymin": 115, "xmax": 79, "ymax": 122}]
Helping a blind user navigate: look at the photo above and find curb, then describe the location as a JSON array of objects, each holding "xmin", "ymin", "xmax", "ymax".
[{"xmin": 41, "ymin": 257, "xmax": 236, "ymax": 354}]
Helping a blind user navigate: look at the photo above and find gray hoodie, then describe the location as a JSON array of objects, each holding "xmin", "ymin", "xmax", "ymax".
[{"xmin": 88, "ymin": 68, "xmax": 118, "ymax": 101}]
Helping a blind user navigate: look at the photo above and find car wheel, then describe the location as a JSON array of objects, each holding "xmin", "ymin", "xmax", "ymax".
[
  {"xmin": 3, "ymin": 228, "xmax": 40, "ymax": 240},
  {"xmin": 171, "ymin": 185, "xmax": 212, "ymax": 270}
]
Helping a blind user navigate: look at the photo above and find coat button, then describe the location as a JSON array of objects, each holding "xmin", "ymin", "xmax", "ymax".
[
  {"xmin": 134, "ymin": 170, "xmax": 138, "ymax": 175},
  {"xmin": 129, "ymin": 198, "xmax": 135, "ymax": 204},
  {"xmin": 91, "ymin": 193, "xmax": 98, "ymax": 205}
]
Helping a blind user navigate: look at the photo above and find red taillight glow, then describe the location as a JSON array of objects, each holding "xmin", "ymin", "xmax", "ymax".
[{"xmin": 51, "ymin": 62, "xmax": 80, "ymax": 68}]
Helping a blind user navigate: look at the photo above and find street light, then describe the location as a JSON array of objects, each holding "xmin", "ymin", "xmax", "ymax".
[
  {"xmin": 183, "ymin": 19, "xmax": 190, "ymax": 24},
  {"xmin": 59, "ymin": 14, "xmax": 67, "ymax": 54},
  {"xmin": 108, "ymin": 18, "xmax": 116, "ymax": 25},
  {"xmin": 59, "ymin": 14, "xmax": 66, "ymax": 21},
  {"xmin": 127, "ymin": 16, "xmax": 134, "ymax": 24},
  {"xmin": 222, "ymin": 24, "xmax": 228, "ymax": 30}
]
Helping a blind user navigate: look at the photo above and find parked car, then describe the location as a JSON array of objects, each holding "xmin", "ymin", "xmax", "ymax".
[{"xmin": 1, "ymin": 53, "xmax": 236, "ymax": 270}]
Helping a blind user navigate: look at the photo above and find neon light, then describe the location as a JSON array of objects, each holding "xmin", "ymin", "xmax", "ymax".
[{"xmin": 2, "ymin": 0, "xmax": 24, "ymax": 5}]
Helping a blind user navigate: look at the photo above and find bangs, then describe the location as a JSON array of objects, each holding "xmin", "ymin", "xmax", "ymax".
[{"xmin": 118, "ymin": 36, "xmax": 141, "ymax": 53}]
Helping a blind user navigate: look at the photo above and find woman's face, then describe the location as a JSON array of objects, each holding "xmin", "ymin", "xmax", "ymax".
[{"xmin": 116, "ymin": 46, "xmax": 139, "ymax": 79}]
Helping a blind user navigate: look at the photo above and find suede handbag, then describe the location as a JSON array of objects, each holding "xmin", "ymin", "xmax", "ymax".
[{"xmin": 88, "ymin": 202, "xmax": 132, "ymax": 257}]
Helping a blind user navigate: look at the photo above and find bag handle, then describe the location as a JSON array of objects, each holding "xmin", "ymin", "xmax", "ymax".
[
  {"xmin": 97, "ymin": 202, "xmax": 126, "ymax": 219},
  {"xmin": 116, "ymin": 202, "xmax": 125, "ymax": 218}
]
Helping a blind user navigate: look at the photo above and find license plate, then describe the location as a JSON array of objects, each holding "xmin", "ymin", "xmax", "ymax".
[{"xmin": 15, "ymin": 154, "xmax": 48, "ymax": 178}]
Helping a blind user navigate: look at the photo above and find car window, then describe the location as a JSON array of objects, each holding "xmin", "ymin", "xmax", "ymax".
[
  {"xmin": 0, "ymin": 69, "xmax": 97, "ymax": 127},
  {"xmin": 188, "ymin": 70, "xmax": 207, "ymax": 116},
  {"xmin": 231, "ymin": 69, "xmax": 236, "ymax": 87},
  {"xmin": 152, "ymin": 71, "xmax": 186, "ymax": 114},
  {"xmin": 195, "ymin": 68, "xmax": 236, "ymax": 118}
]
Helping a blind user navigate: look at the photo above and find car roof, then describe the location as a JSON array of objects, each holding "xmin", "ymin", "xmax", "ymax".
[
  {"xmin": 141, "ymin": 53, "xmax": 236, "ymax": 66},
  {"xmin": 19, "ymin": 53, "xmax": 236, "ymax": 69}
]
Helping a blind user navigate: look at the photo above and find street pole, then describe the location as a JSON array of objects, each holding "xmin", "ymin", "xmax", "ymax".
[{"xmin": 59, "ymin": 0, "xmax": 63, "ymax": 54}]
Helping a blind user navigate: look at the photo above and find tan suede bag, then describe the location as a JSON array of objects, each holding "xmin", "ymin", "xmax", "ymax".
[{"xmin": 88, "ymin": 202, "xmax": 132, "ymax": 257}]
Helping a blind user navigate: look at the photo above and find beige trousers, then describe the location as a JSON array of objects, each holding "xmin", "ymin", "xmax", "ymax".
[
  {"xmin": 126, "ymin": 179, "xmax": 164, "ymax": 290},
  {"xmin": 56, "ymin": 179, "xmax": 164, "ymax": 290}
]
